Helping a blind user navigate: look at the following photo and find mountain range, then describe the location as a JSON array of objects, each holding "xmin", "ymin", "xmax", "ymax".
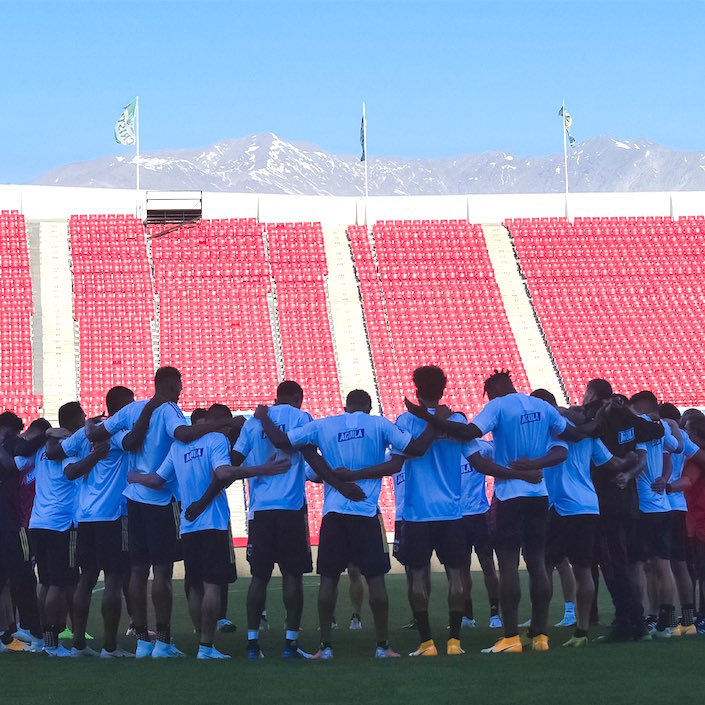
[{"xmin": 33, "ymin": 133, "xmax": 705, "ymax": 196}]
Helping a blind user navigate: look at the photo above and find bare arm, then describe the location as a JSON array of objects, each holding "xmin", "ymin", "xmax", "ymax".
[
  {"xmin": 64, "ymin": 442, "xmax": 110, "ymax": 481},
  {"xmin": 509, "ymin": 445, "xmax": 568, "ymax": 472},
  {"xmin": 403, "ymin": 399, "xmax": 483, "ymax": 442},
  {"xmin": 173, "ymin": 416, "xmax": 245, "ymax": 445},
  {"xmin": 45, "ymin": 435, "xmax": 68, "ymax": 461},
  {"xmin": 330, "ymin": 455, "xmax": 405, "ymax": 482},
  {"xmin": 127, "ymin": 471, "xmax": 166, "ymax": 489},
  {"xmin": 253, "ymin": 406, "xmax": 292, "ymax": 450},
  {"xmin": 470, "ymin": 452, "xmax": 543, "ymax": 483},
  {"xmin": 301, "ymin": 446, "xmax": 366, "ymax": 501},
  {"xmin": 121, "ymin": 399, "xmax": 163, "ymax": 451},
  {"xmin": 402, "ymin": 422, "xmax": 437, "ymax": 457}
]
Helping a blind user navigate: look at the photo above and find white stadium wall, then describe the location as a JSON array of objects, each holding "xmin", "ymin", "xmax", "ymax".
[{"xmin": 2, "ymin": 184, "xmax": 705, "ymax": 223}]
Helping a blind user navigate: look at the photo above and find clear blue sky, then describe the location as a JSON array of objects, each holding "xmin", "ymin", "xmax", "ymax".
[{"xmin": 1, "ymin": 0, "xmax": 702, "ymax": 182}]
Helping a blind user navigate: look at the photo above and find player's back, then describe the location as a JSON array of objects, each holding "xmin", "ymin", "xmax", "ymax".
[{"xmin": 30, "ymin": 444, "xmax": 77, "ymax": 531}]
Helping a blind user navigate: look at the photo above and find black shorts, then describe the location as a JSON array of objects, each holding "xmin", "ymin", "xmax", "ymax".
[
  {"xmin": 127, "ymin": 499, "xmax": 180, "ymax": 567},
  {"xmin": 317, "ymin": 512, "xmax": 390, "ymax": 579},
  {"xmin": 77, "ymin": 518, "xmax": 129, "ymax": 574},
  {"xmin": 30, "ymin": 528, "xmax": 79, "ymax": 587},
  {"xmin": 402, "ymin": 519, "xmax": 467, "ymax": 569},
  {"xmin": 638, "ymin": 511, "xmax": 672, "ymax": 561},
  {"xmin": 392, "ymin": 520, "xmax": 408, "ymax": 566},
  {"xmin": 545, "ymin": 508, "xmax": 598, "ymax": 569},
  {"xmin": 247, "ymin": 507, "xmax": 312, "ymax": 580},
  {"xmin": 495, "ymin": 496, "xmax": 548, "ymax": 555},
  {"xmin": 0, "ymin": 527, "xmax": 32, "ymax": 584},
  {"xmin": 182, "ymin": 529, "xmax": 237, "ymax": 586},
  {"xmin": 461, "ymin": 513, "xmax": 493, "ymax": 560}
]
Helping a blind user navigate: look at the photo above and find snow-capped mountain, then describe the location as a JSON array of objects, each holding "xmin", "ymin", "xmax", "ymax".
[{"xmin": 33, "ymin": 133, "xmax": 705, "ymax": 195}]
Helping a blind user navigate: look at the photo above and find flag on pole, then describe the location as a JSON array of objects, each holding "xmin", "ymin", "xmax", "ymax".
[
  {"xmin": 360, "ymin": 114, "xmax": 366, "ymax": 162},
  {"xmin": 115, "ymin": 100, "xmax": 137, "ymax": 145},
  {"xmin": 558, "ymin": 106, "xmax": 576, "ymax": 148}
]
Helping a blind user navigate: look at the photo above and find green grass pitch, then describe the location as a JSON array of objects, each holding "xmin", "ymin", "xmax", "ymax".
[{"xmin": 3, "ymin": 572, "xmax": 702, "ymax": 705}]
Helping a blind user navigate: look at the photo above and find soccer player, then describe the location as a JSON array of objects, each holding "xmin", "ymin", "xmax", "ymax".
[
  {"xmin": 259, "ymin": 388, "xmax": 433, "ymax": 659},
  {"xmin": 129, "ymin": 403, "xmax": 288, "ymax": 659},
  {"xmin": 404, "ymin": 369, "xmax": 584, "ymax": 653},
  {"xmin": 629, "ymin": 390, "xmax": 681, "ymax": 638},
  {"xmin": 86, "ymin": 366, "xmax": 239, "ymax": 658},
  {"xmin": 459, "ymin": 439, "xmax": 501, "ymax": 630},
  {"xmin": 29, "ymin": 402, "xmax": 87, "ymax": 656},
  {"xmin": 581, "ymin": 380, "xmax": 664, "ymax": 642},
  {"xmin": 658, "ymin": 403, "xmax": 704, "ymax": 635},
  {"xmin": 51, "ymin": 386, "xmax": 135, "ymax": 657}
]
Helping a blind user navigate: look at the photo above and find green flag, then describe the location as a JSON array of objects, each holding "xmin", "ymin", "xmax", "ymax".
[{"xmin": 115, "ymin": 100, "xmax": 136, "ymax": 145}]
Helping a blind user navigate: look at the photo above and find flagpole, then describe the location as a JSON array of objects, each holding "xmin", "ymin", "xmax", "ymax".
[
  {"xmin": 135, "ymin": 95, "xmax": 140, "ymax": 193},
  {"xmin": 562, "ymin": 98, "xmax": 569, "ymax": 218},
  {"xmin": 363, "ymin": 101, "xmax": 369, "ymax": 226}
]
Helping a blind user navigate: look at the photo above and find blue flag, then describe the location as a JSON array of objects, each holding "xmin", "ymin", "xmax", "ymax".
[
  {"xmin": 558, "ymin": 106, "xmax": 577, "ymax": 148},
  {"xmin": 360, "ymin": 115, "xmax": 365, "ymax": 162}
]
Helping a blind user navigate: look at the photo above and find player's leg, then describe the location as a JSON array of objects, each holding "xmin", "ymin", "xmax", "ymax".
[
  {"xmin": 317, "ymin": 575, "xmax": 339, "ymax": 646},
  {"xmin": 101, "ymin": 570, "xmax": 123, "ymax": 654},
  {"xmin": 348, "ymin": 563, "xmax": 364, "ymax": 628},
  {"xmin": 71, "ymin": 523, "xmax": 99, "ymax": 653},
  {"xmin": 199, "ymin": 582, "xmax": 222, "ymax": 648},
  {"xmin": 405, "ymin": 521, "xmax": 435, "ymax": 654},
  {"xmin": 670, "ymin": 511, "xmax": 696, "ymax": 633},
  {"xmin": 523, "ymin": 498, "xmax": 551, "ymax": 644},
  {"xmin": 563, "ymin": 516, "xmax": 597, "ymax": 645},
  {"xmin": 245, "ymin": 511, "xmax": 273, "ymax": 656},
  {"xmin": 555, "ymin": 558, "xmax": 577, "ymax": 626},
  {"xmin": 366, "ymin": 575, "xmax": 389, "ymax": 644}
]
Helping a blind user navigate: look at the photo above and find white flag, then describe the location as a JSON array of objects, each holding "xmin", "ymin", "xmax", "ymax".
[{"xmin": 115, "ymin": 100, "xmax": 136, "ymax": 145}]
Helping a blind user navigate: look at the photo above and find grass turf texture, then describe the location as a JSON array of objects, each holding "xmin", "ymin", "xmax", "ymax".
[{"xmin": 3, "ymin": 572, "xmax": 702, "ymax": 705}]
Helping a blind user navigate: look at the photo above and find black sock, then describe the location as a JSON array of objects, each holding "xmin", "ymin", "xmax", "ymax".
[
  {"xmin": 156, "ymin": 624, "xmax": 170, "ymax": 644},
  {"xmin": 656, "ymin": 604, "xmax": 672, "ymax": 632},
  {"xmin": 448, "ymin": 611, "xmax": 463, "ymax": 640},
  {"xmin": 285, "ymin": 637, "xmax": 297, "ymax": 648},
  {"xmin": 73, "ymin": 633, "xmax": 86, "ymax": 650},
  {"xmin": 0, "ymin": 631, "xmax": 13, "ymax": 646},
  {"xmin": 490, "ymin": 602, "xmax": 500, "ymax": 617},
  {"xmin": 44, "ymin": 627, "xmax": 58, "ymax": 649},
  {"xmin": 574, "ymin": 628, "xmax": 588, "ymax": 638},
  {"xmin": 200, "ymin": 641, "xmax": 213, "ymax": 649},
  {"xmin": 320, "ymin": 641, "xmax": 332, "ymax": 650},
  {"xmin": 376, "ymin": 640, "xmax": 389, "ymax": 650},
  {"xmin": 669, "ymin": 606, "xmax": 679, "ymax": 628},
  {"xmin": 413, "ymin": 611, "xmax": 432, "ymax": 643},
  {"xmin": 135, "ymin": 625, "xmax": 149, "ymax": 642},
  {"xmin": 247, "ymin": 639, "xmax": 259, "ymax": 649},
  {"xmin": 682, "ymin": 603, "xmax": 695, "ymax": 627}
]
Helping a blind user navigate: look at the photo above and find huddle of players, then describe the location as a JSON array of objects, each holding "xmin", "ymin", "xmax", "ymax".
[{"xmin": 1, "ymin": 363, "xmax": 704, "ymax": 660}]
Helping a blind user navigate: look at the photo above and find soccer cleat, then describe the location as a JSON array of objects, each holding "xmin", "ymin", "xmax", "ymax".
[
  {"xmin": 669, "ymin": 624, "xmax": 683, "ymax": 637},
  {"xmin": 135, "ymin": 639, "xmax": 155, "ymax": 658},
  {"xmin": 58, "ymin": 628, "xmax": 73, "ymax": 640},
  {"xmin": 697, "ymin": 621, "xmax": 705, "ymax": 635},
  {"xmin": 197, "ymin": 645, "xmax": 231, "ymax": 660},
  {"xmin": 401, "ymin": 618, "xmax": 418, "ymax": 630},
  {"xmin": 43, "ymin": 645, "xmax": 75, "ymax": 657},
  {"xmin": 409, "ymin": 640, "xmax": 437, "ymax": 657},
  {"xmin": 12, "ymin": 628, "xmax": 33, "ymax": 644},
  {"xmin": 489, "ymin": 615, "xmax": 503, "ymax": 629},
  {"xmin": 554, "ymin": 614, "xmax": 577, "ymax": 627},
  {"xmin": 649, "ymin": 627, "xmax": 671, "ymax": 639},
  {"xmin": 100, "ymin": 647, "xmax": 134, "ymax": 658},
  {"xmin": 217, "ymin": 619, "xmax": 237, "ymax": 633},
  {"xmin": 447, "ymin": 638, "xmax": 464, "ymax": 655},
  {"xmin": 69, "ymin": 646, "xmax": 100, "ymax": 657},
  {"xmin": 30, "ymin": 639, "xmax": 44, "ymax": 653},
  {"xmin": 461, "ymin": 617, "xmax": 476, "ymax": 629},
  {"xmin": 532, "ymin": 634, "xmax": 549, "ymax": 651},
  {"xmin": 1, "ymin": 638, "xmax": 29, "ymax": 653},
  {"xmin": 283, "ymin": 644, "xmax": 312, "ymax": 660},
  {"xmin": 349, "ymin": 614, "xmax": 363, "ymax": 631},
  {"xmin": 593, "ymin": 629, "xmax": 632, "ymax": 644},
  {"xmin": 679, "ymin": 624, "xmax": 697, "ymax": 636},
  {"xmin": 311, "ymin": 646, "xmax": 333, "ymax": 660},
  {"xmin": 562, "ymin": 635, "xmax": 588, "ymax": 648},
  {"xmin": 375, "ymin": 646, "xmax": 400, "ymax": 658},
  {"xmin": 518, "ymin": 618, "xmax": 531, "ymax": 628},
  {"xmin": 247, "ymin": 646, "xmax": 265, "ymax": 660},
  {"xmin": 481, "ymin": 636, "xmax": 523, "ymax": 654}
]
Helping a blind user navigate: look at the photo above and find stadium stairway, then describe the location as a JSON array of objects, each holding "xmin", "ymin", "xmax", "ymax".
[
  {"xmin": 481, "ymin": 224, "xmax": 567, "ymax": 403},
  {"xmin": 321, "ymin": 224, "xmax": 380, "ymax": 412},
  {"xmin": 32, "ymin": 220, "xmax": 77, "ymax": 423}
]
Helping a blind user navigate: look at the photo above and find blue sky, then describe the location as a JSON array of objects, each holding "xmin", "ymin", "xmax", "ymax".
[{"xmin": 1, "ymin": 0, "xmax": 703, "ymax": 182}]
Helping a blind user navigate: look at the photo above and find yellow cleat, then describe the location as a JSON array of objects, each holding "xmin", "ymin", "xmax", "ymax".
[
  {"xmin": 532, "ymin": 634, "xmax": 549, "ymax": 651},
  {"xmin": 481, "ymin": 635, "xmax": 523, "ymax": 654},
  {"xmin": 409, "ymin": 639, "xmax": 437, "ymax": 657},
  {"xmin": 447, "ymin": 638, "xmax": 464, "ymax": 655},
  {"xmin": 680, "ymin": 624, "xmax": 697, "ymax": 636},
  {"xmin": 2, "ymin": 638, "xmax": 29, "ymax": 653},
  {"xmin": 562, "ymin": 635, "xmax": 588, "ymax": 648},
  {"xmin": 670, "ymin": 625, "xmax": 683, "ymax": 637}
]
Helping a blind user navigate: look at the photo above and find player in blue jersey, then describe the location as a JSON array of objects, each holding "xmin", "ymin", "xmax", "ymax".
[
  {"xmin": 86, "ymin": 366, "xmax": 240, "ymax": 659},
  {"xmin": 630, "ymin": 391, "xmax": 681, "ymax": 638},
  {"xmin": 129, "ymin": 403, "xmax": 289, "ymax": 659},
  {"xmin": 404, "ymin": 369, "xmax": 588, "ymax": 653},
  {"xmin": 657, "ymin": 403, "xmax": 704, "ymax": 635},
  {"xmin": 29, "ymin": 402, "xmax": 88, "ymax": 656},
  {"xmin": 47, "ymin": 386, "xmax": 134, "ymax": 657},
  {"xmin": 258, "ymin": 388, "xmax": 435, "ymax": 659}
]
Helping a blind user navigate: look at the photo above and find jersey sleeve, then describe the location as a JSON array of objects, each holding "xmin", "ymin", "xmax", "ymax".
[
  {"xmin": 381, "ymin": 417, "xmax": 413, "ymax": 452},
  {"xmin": 156, "ymin": 449, "xmax": 176, "ymax": 483},
  {"xmin": 662, "ymin": 422, "xmax": 679, "ymax": 453},
  {"xmin": 304, "ymin": 464, "xmax": 320, "ymax": 482},
  {"xmin": 683, "ymin": 432, "xmax": 700, "ymax": 458},
  {"xmin": 210, "ymin": 435, "xmax": 232, "ymax": 469},
  {"xmin": 233, "ymin": 420, "xmax": 254, "ymax": 457},
  {"xmin": 591, "ymin": 439, "xmax": 612, "ymax": 467},
  {"xmin": 163, "ymin": 403, "xmax": 187, "ymax": 440},
  {"xmin": 103, "ymin": 403, "xmax": 132, "ymax": 434},
  {"xmin": 546, "ymin": 404, "xmax": 568, "ymax": 435},
  {"xmin": 463, "ymin": 438, "xmax": 483, "ymax": 460},
  {"xmin": 471, "ymin": 399, "xmax": 500, "ymax": 435},
  {"xmin": 288, "ymin": 420, "xmax": 319, "ymax": 448},
  {"xmin": 61, "ymin": 429, "xmax": 88, "ymax": 459},
  {"xmin": 111, "ymin": 430, "xmax": 129, "ymax": 452}
]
